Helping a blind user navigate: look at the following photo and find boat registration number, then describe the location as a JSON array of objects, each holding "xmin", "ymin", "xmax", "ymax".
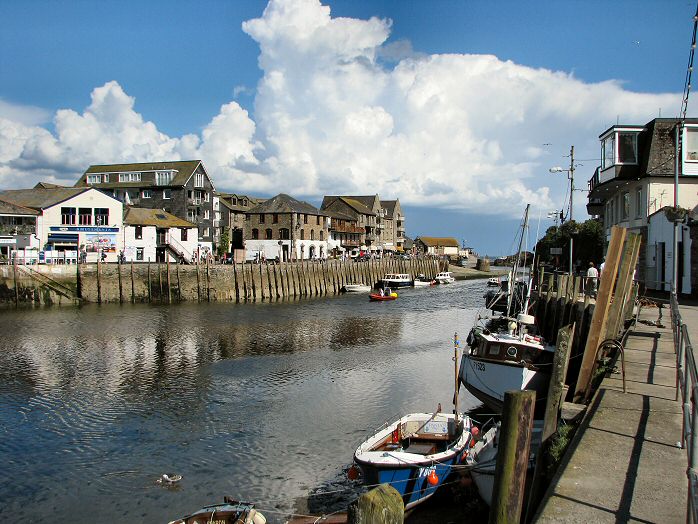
[
  {"xmin": 475, "ymin": 361, "xmax": 486, "ymax": 372},
  {"xmin": 418, "ymin": 465, "xmax": 436, "ymax": 478}
]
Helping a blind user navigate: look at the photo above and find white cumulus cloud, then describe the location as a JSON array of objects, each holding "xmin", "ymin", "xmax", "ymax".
[{"xmin": 0, "ymin": 0, "xmax": 682, "ymax": 218}]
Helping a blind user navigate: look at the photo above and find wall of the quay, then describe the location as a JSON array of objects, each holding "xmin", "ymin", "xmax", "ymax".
[{"xmin": 0, "ymin": 258, "xmax": 445, "ymax": 305}]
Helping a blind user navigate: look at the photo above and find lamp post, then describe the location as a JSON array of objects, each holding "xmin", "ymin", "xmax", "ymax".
[{"xmin": 550, "ymin": 145, "xmax": 576, "ymax": 275}]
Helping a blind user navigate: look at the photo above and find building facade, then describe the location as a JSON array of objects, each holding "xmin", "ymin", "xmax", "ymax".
[
  {"xmin": 244, "ymin": 194, "xmax": 328, "ymax": 261},
  {"xmin": 380, "ymin": 199, "xmax": 405, "ymax": 252},
  {"xmin": 76, "ymin": 160, "xmax": 217, "ymax": 252},
  {"xmin": 123, "ymin": 207, "xmax": 198, "ymax": 263}
]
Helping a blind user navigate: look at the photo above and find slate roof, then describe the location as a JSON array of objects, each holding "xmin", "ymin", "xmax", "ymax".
[
  {"xmin": 248, "ymin": 193, "xmax": 325, "ymax": 215},
  {"xmin": 0, "ymin": 197, "xmax": 40, "ymax": 216},
  {"xmin": 218, "ymin": 193, "xmax": 266, "ymax": 211},
  {"xmin": 124, "ymin": 207, "xmax": 196, "ymax": 228},
  {"xmin": 0, "ymin": 187, "xmax": 92, "ymax": 210},
  {"xmin": 417, "ymin": 236, "xmax": 459, "ymax": 248},
  {"xmin": 34, "ymin": 182, "xmax": 67, "ymax": 189},
  {"xmin": 77, "ymin": 160, "xmax": 204, "ymax": 188},
  {"xmin": 323, "ymin": 208, "xmax": 357, "ymax": 222},
  {"xmin": 321, "ymin": 196, "xmax": 376, "ymax": 215},
  {"xmin": 380, "ymin": 200, "xmax": 397, "ymax": 218}
]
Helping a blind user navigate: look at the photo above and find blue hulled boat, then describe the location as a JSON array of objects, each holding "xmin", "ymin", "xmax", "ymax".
[{"xmin": 352, "ymin": 410, "xmax": 474, "ymax": 509}]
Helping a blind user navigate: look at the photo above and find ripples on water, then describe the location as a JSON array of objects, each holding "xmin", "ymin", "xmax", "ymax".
[{"xmin": 0, "ymin": 279, "xmax": 489, "ymax": 523}]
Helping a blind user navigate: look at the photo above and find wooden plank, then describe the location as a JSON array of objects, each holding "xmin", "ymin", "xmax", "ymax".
[
  {"xmin": 542, "ymin": 323, "xmax": 575, "ymax": 442},
  {"xmin": 605, "ymin": 234, "xmax": 639, "ymax": 340},
  {"xmin": 573, "ymin": 225, "xmax": 626, "ymax": 402}
]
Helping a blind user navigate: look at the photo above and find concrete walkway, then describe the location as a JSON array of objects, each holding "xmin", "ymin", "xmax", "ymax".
[{"xmin": 535, "ymin": 305, "xmax": 687, "ymax": 523}]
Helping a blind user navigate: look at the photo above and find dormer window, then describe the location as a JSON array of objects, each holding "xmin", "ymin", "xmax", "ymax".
[
  {"xmin": 684, "ymin": 126, "xmax": 698, "ymax": 161},
  {"xmin": 601, "ymin": 129, "xmax": 639, "ymax": 170},
  {"xmin": 156, "ymin": 170, "xmax": 174, "ymax": 185}
]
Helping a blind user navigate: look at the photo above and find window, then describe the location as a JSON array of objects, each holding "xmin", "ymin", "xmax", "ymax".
[
  {"xmin": 273, "ymin": 213, "xmax": 278, "ymax": 224},
  {"xmin": 320, "ymin": 231, "xmax": 324, "ymax": 241},
  {"xmin": 203, "ymin": 227, "xmax": 210, "ymax": 238},
  {"xmin": 79, "ymin": 208, "xmax": 92, "ymax": 225},
  {"xmin": 303, "ymin": 214, "xmax": 308, "ymax": 224},
  {"xmin": 155, "ymin": 170, "xmax": 174, "ymax": 185},
  {"xmin": 204, "ymin": 192, "xmax": 210, "ymax": 202},
  {"xmin": 617, "ymin": 133, "xmax": 637, "ymax": 164},
  {"xmin": 95, "ymin": 208, "xmax": 109, "ymax": 225},
  {"xmin": 163, "ymin": 189, "xmax": 171, "ymax": 199},
  {"xmin": 311, "ymin": 230, "xmax": 315, "ymax": 240},
  {"xmin": 686, "ymin": 127, "xmax": 698, "ymax": 161},
  {"xmin": 316, "ymin": 215, "xmax": 320, "ymax": 225},
  {"xmin": 61, "ymin": 207, "xmax": 76, "ymax": 225},
  {"xmin": 265, "ymin": 228, "xmax": 273, "ymax": 240},
  {"xmin": 142, "ymin": 189, "xmax": 152, "ymax": 199},
  {"xmin": 621, "ymin": 192, "xmax": 630, "ymax": 220},
  {"xmin": 601, "ymin": 134, "xmax": 615, "ymax": 170},
  {"xmin": 259, "ymin": 214, "xmax": 265, "ymax": 224},
  {"xmin": 87, "ymin": 174, "xmax": 107, "ymax": 184},
  {"xmin": 242, "ymin": 199, "xmax": 248, "ymax": 206},
  {"xmin": 195, "ymin": 173, "xmax": 205, "ymax": 187},
  {"xmin": 252, "ymin": 228, "xmax": 259, "ymax": 240},
  {"xmin": 119, "ymin": 172, "xmax": 141, "ymax": 182},
  {"xmin": 204, "ymin": 209, "xmax": 210, "ymax": 220},
  {"xmin": 300, "ymin": 230, "xmax": 305, "ymax": 240},
  {"xmin": 187, "ymin": 210, "xmax": 196, "ymax": 222},
  {"xmin": 231, "ymin": 197, "xmax": 237, "ymax": 205},
  {"xmin": 181, "ymin": 228, "xmax": 188, "ymax": 241},
  {"xmin": 636, "ymin": 187, "xmax": 643, "ymax": 218},
  {"xmin": 279, "ymin": 228, "xmax": 290, "ymax": 240},
  {"xmin": 135, "ymin": 226, "xmax": 143, "ymax": 240},
  {"xmin": 136, "ymin": 247, "xmax": 144, "ymax": 261}
]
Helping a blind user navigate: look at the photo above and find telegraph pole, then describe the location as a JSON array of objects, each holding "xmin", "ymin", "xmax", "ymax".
[{"xmin": 569, "ymin": 145, "xmax": 575, "ymax": 275}]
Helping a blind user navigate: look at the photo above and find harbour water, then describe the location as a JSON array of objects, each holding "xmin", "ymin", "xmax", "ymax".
[{"xmin": 0, "ymin": 279, "xmax": 487, "ymax": 523}]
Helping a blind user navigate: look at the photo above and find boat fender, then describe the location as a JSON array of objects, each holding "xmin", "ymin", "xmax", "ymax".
[
  {"xmin": 348, "ymin": 465, "xmax": 360, "ymax": 480},
  {"xmin": 427, "ymin": 470, "xmax": 439, "ymax": 485},
  {"xmin": 246, "ymin": 509, "xmax": 267, "ymax": 524}
]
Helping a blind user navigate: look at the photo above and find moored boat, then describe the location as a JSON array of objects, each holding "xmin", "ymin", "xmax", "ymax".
[
  {"xmin": 343, "ymin": 283, "xmax": 372, "ymax": 293},
  {"xmin": 168, "ymin": 498, "xmax": 266, "ymax": 524},
  {"xmin": 352, "ymin": 410, "xmax": 474, "ymax": 509},
  {"xmin": 369, "ymin": 288, "xmax": 398, "ymax": 301},
  {"xmin": 413, "ymin": 274, "xmax": 436, "ymax": 287},
  {"xmin": 487, "ymin": 277, "xmax": 500, "ymax": 287},
  {"xmin": 381, "ymin": 273, "xmax": 412, "ymax": 288},
  {"xmin": 435, "ymin": 271, "xmax": 455, "ymax": 284}
]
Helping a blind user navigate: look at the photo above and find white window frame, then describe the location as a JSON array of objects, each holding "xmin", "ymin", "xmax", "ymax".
[
  {"xmin": 203, "ymin": 227, "xmax": 210, "ymax": 237},
  {"xmin": 163, "ymin": 189, "xmax": 172, "ymax": 200},
  {"xmin": 119, "ymin": 172, "xmax": 141, "ymax": 182},
  {"xmin": 142, "ymin": 189, "xmax": 152, "ymax": 199},
  {"xmin": 685, "ymin": 126, "xmax": 698, "ymax": 162},
  {"xmin": 195, "ymin": 173, "xmax": 205, "ymax": 188},
  {"xmin": 155, "ymin": 170, "xmax": 174, "ymax": 185},
  {"xmin": 204, "ymin": 209, "xmax": 210, "ymax": 220}
]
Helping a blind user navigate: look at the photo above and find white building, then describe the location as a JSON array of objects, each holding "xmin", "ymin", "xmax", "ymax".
[
  {"xmin": 0, "ymin": 187, "xmax": 124, "ymax": 263},
  {"xmin": 123, "ymin": 207, "xmax": 198, "ymax": 263}
]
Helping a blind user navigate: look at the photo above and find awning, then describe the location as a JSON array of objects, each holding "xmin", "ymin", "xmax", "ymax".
[{"xmin": 47, "ymin": 233, "xmax": 79, "ymax": 243}]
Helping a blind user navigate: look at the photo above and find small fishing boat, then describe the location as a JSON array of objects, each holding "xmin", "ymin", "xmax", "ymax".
[
  {"xmin": 353, "ymin": 409, "xmax": 473, "ymax": 509},
  {"xmin": 435, "ymin": 271, "xmax": 455, "ymax": 284},
  {"xmin": 381, "ymin": 273, "xmax": 412, "ymax": 288},
  {"xmin": 352, "ymin": 334, "xmax": 473, "ymax": 509},
  {"xmin": 369, "ymin": 287, "xmax": 398, "ymax": 301},
  {"xmin": 487, "ymin": 277, "xmax": 500, "ymax": 287},
  {"xmin": 343, "ymin": 283, "xmax": 372, "ymax": 293},
  {"xmin": 168, "ymin": 498, "xmax": 266, "ymax": 524},
  {"xmin": 413, "ymin": 274, "xmax": 436, "ymax": 287}
]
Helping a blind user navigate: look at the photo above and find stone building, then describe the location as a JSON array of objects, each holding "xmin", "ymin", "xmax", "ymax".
[
  {"xmin": 380, "ymin": 199, "xmax": 405, "ymax": 253},
  {"xmin": 414, "ymin": 237, "xmax": 460, "ymax": 257},
  {"xmin": 324, "ymin": 209, "xmax": 363, "ymax": 257},
  {"xmin": 244, "ymin": 193, "xmax": 328, "ymax": 261},
  {"xmin": 218, "ymin": 193, "xmax": 265, "ymax": 260},
  {"xmin": 76, "ymin": 160, "xmax": 217, "ymax": 253},
  {"xmin": 321, "ymin": 196, "xmax": 378, "ymax": 252},
  {"xmin": 0, "ymin": 197, "xmax": 39, "ymax": 261}
]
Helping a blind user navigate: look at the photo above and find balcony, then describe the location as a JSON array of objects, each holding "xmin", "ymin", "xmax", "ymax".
[
  {"xmin": 331, "ymin": 224, "xmax": 364, "ymax": 234},
  {"xmin": 342, "ymin": 240, "xmax": 360, "ymax": 247},
  {"xmin": 187, "ymin": 198, "xmax": 204, "ymax": 206}
]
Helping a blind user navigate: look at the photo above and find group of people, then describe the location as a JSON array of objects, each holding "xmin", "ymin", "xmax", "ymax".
[{"xmin": 585, "ymin": 259, "xmax": 611, "ymax": 298}]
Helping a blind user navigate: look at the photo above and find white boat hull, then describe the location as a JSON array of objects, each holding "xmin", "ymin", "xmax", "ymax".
[
  {"xmin": 344, "ymin": 284, "xmax": 371, "ymax": 293},
  {"xmin": 459, "ymin": 354, "xmax": 549, "ymax": 412}
]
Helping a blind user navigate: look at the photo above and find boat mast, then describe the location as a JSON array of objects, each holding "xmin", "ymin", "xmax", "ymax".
[
  {"xmin": 453, "ymin": 332, "xmax": 459, "ymax": 424},
  {"xmin": 507, "ymin": 204, "xmax": 530, "ymax": 318}
]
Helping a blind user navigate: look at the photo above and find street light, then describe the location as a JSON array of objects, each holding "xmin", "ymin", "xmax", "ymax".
[{"xmin": 549, "ymin": 146, "xmax": 576, "ymax": 275}]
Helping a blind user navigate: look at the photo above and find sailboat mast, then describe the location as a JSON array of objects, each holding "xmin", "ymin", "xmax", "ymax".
[
  {"xmin": 507, "ymin": 204, "xmax": 530, "ymax": 318},
  {"xmin": 453, "ymin": 332, "xmax": 459, "ymax": 424}
]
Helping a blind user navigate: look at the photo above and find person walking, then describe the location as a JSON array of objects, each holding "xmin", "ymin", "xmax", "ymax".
[{"xmin": 586, "ymin": 261, "xmax": 599, "ymax": 298}]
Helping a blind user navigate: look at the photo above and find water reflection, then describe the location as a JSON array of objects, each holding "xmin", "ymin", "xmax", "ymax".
[{"xmin": 0, "ymin": 280, "xmax": 488, "ymax": 523}]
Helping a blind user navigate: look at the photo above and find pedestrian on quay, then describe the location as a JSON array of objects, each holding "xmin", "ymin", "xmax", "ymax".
[{"xmin": 586, "ymin": 261, "xmax": 599, "ymax": 298}]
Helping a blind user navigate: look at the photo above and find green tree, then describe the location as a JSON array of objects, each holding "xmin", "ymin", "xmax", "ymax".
[
  {"xmin": 535, "ymin": 218, "xmax": 603, "ymax": 271},
  {"xmin": 217, "ymin": 229, "xmax": 230, "ymax": 258}
]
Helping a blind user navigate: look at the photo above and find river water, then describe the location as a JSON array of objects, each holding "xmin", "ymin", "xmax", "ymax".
[{"xmin": 0, "ymin": 279, "xmax": 488, "ymax": 523}]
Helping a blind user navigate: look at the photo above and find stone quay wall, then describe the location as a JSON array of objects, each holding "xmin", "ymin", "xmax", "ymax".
[{"xmin": 0, "ymin": 258, "xmax": 446, "ymax": 305}]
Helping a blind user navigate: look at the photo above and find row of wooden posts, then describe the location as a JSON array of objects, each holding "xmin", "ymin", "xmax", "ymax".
[
  {"xmin": 86, "ymin": 256, "xmax": 447, "ymax": 304},
  {"xmin": 489, "ymin": 225, "xmax": 642, "ymax": 523}
]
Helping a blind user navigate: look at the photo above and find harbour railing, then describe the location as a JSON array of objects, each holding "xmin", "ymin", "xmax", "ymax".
[{"xmin": 670, "ymin": 293, "xmax": 698, "ymax": 523}]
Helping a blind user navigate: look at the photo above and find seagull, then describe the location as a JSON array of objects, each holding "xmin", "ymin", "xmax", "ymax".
[{"xmin": 633, "ymin": 40, "xmax": 641, "ymax": 46}]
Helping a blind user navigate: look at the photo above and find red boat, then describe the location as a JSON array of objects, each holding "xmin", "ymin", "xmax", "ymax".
[{"xmin": 368, "ymin": 292, "xmax": 397, "ymax": 302}]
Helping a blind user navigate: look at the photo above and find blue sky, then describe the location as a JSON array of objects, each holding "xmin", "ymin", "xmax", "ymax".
[{"xmin": 0, "ymin": 0, "xmax": 694, "ymax": 255}]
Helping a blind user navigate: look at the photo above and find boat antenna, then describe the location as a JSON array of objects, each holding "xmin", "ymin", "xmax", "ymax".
[
  {"xmin": 507, "ymin": 204, "xmax": 530, "ymax": 318},
  {"xmin": 453, "ymin": 332, "xmax": 459, "ymax": 425},
  {"xmin": 522, "ymin": 209, "xmax": 542, "ymax": 315}
]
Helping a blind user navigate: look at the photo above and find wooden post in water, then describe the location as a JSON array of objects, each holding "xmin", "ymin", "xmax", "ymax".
[
  {"xmin": 166, "ymin": 258, "xmax": 172, "ymax": 304},
  {"xmin": 489, "ymin": 390, "xmax": 536, "ymax": 524},
  {"xmin": 196, "ymin": 260, "xmax": 201, "ymax": 302},
  {"xmin": 130, "ymin": 261, "xmax": 135, "ymax": 303},
  {"xmin": 158, "ymin": 263, "xmax": 163, "ymax": 301},
  {"xmin": 206, "ymin": 257, "xmax": 211, "ymax": 302},
  {"xmin": 13, "ymin": 257, "xmax": 19, "ymax": 306},
  {"xmin": 147, "ymin": 262, "xmax": 151, "ymax": 303},
  {"xmin": 97, "ymin": 258, "xmax": 102, "ymax": 304},
  {"xmin": 176, "ymin": 262, "xmax": 181, "ymax": 302},
  {"xmin": 574, "ymin": 225, "xmax": 626, "ymax": 402},
  {"xmin": 117, "ymin": 258, "xmax": 123, "ymax": 304},
  {"xmin": 542, "ymin": 323, "xmax": 575, "ymax": 442}
]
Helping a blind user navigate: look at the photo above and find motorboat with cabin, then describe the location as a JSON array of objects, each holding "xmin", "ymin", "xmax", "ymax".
[
  {"xmin": 435, "ymin": 271, "xmax": 455, "ymax": 284},
  {"xmin": 413, "ymin": 274, "xmax": 436, "ymax": 286},
  {"xmin": 380, "ymin": 273, "xmax": 412, "ymax": 288},
  {"xmin": 343, "ymin": 283, "xmax": 372, "ymax": 293}
]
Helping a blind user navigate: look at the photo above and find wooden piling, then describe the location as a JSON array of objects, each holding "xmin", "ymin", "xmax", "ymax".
[
  {"xmin": 147, "ymin": 262, "xmax": 151, "ymax": 303},
  {"xmin": 117, "ymin": 259, "xmax": 123, "ymax": 304},
  {"xmin": 206, "ymin": 258, "xmax": 211, "ymax": 302},
  {"xmin": 176, "ymin": 262, "xmax": 181, "ymax": 302},
  {"xmin": 166, "ymin": 258, "xmax": 172, "ymax": 304},
  {"xmin": 13, "ymin": 258, "xmax": 19, "ymax": 307},
  {"xmin": 97, "ymin": 259, "xmax": 102, "ymax": 304},
  {"xmin": 489, "ymin": 390, "xmax": 536, "ymax": 524},
  {"xmin": 196, "ymin": 260, "xmax": 201, "ymax": 302},
  {"xmin": 130, "ymin": 261, "xmax": 135, "ymax": 303}
]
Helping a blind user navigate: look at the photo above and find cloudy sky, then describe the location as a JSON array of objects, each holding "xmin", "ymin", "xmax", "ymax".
[{"xmin": 0, "ymin": 0, "xmax": 693, "ymax": 254}]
